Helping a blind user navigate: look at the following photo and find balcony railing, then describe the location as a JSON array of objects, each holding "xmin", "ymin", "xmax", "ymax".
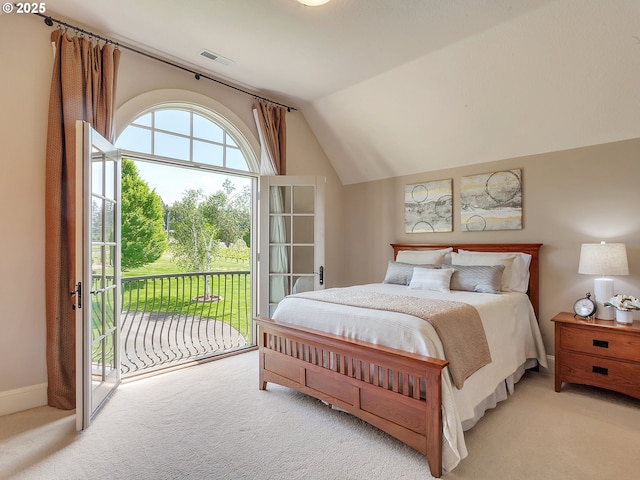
[{"xmin": 120, "ymin": 271, "xmax": 251, "ymax": 377}]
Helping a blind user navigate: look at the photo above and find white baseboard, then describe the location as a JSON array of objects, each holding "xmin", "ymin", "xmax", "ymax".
[
  {"xmin": 546, "ymin": 355, "xmax": 555, "ymax": 372},
  {"xmin": 0, "ymin": 383, "xmax": 48, "ymax": 417}
]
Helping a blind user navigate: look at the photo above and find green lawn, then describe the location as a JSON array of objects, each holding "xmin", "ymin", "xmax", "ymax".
[
  {"xmin": 123, "ymin": 251, "xmax": 249, "ymax": 277},
  {"xmin": 118, "ymin": 252, "xmax": 253, "ymax": 339}
]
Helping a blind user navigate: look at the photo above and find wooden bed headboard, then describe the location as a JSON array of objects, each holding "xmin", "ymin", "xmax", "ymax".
[{"xmin": 391, "ymin": 243, "xmax": 543, "ymax": 319}]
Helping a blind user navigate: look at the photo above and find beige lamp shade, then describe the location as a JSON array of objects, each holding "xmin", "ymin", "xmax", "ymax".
[
  {"xmin": 578, "ymin": 242, "xmax": 629, "ymax": 276},
  {"xmin": 578, "ymin": 242, "xmax": 629, "ymax": 320}
]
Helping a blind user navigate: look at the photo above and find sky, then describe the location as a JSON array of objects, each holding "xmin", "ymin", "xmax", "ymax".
[
  {"xmin": 132, "ymin": 160, "xmax": 251, "ymax": 206},
  {"xmin": 115, "ymin": 108, "xmax": 253, "ymax": 205}
]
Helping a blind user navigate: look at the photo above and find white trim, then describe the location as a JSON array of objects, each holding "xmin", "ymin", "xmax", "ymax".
[
  {"xmin": 545, "ymin": 354, "xmax": 555, "ymax": 373},
  {"xmin": 115, "ymin": 89, "xmax": 260, "ymax": 172},
  {"xmin": 0, "ymin": 383, "xmax": 48, "ymax": 417}
]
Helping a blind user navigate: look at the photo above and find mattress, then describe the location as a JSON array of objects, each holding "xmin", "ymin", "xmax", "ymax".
[{"xmin": 271, "ymin": 283, "xmax": 548, "ymax": 472}]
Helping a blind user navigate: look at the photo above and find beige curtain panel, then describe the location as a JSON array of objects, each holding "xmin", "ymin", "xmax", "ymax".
[
  {"xmin": 45, "ymin": 29, "xmax": 120, "ymax": 409},
  {"xmin": 253, "ymin": 100, "xmax": 287, "ymax": 175}
]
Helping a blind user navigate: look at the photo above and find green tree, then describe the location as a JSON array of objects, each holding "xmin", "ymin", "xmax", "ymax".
[
  {"xmin": 169, "ymin": 188, "xmax": 220, "ymax": 299},
  {"xmin": 215, "ymin": 180, "xmax": 251, "ymax": 247},
  {"xmin": 169, "ymin": 182, "xmax": 251, "ymax": 298},
  {"xmin": 121, "ymin": 158, "xmax": 167, "ymax": 271},
  {"xmin": 170, "ymin": 188, "xmax": 221, "ymax": 271}
]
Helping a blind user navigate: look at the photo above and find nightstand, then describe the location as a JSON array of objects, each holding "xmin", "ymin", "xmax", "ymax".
[{"xmin": 552, "ymin": 312, "xmax": 640, "ymax": 400}]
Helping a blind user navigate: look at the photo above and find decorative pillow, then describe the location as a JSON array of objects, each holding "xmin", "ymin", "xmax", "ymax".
[
  {"xmin": 450, "ymin": 252, "xmax": 516, "ymax": 292},
  {"xmin": 457, "ymin": 249, "xmax": 532, "ymax": 293},
  {"xmin": 443, "ymin": 264, "xmax": 505, "ymax": 294},
  {"xmin": 383, "ymin": 261, "xmax": 437, "ymax": 286},
  {"xmin": 408, "ymin": 267, "xmax": 455, "ymax": 292},
  {"xmin": 396, "ymin": 247, "xmax": 452, "ymax": 266}
]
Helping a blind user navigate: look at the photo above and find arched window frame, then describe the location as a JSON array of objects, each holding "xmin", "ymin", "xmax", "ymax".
[{"xmin": 116, "ymin": 101, "xmax": 259, "ymax": 176}]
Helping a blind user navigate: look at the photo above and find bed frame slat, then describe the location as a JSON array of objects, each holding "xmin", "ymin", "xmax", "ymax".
[{"xmin": 258, "ymin": 243, "xmax": 542, "ymax": 478}]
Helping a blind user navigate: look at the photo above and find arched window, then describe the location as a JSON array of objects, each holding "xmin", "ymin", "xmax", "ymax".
[{"xmin": 116, "ymin": 104, "xmax": 257, "ymax": 173}]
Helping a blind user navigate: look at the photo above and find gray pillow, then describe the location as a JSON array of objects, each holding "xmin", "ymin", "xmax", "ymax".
[
  {"xmin": 442, "ymin": 264, "xmax": 505, "ymax": 294},
  {"xmin": 382, "ymin": 261, "xmax": 437, "ymax": 285}
]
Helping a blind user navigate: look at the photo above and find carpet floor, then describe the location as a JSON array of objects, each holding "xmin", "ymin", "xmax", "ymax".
[{"xmin": 1, "ymin": 350, "xmax": 639, "ymax": 480}]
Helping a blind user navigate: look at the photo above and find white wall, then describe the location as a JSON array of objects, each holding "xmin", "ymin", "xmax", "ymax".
[{"xmin": 342, "ymin": 140, "xmax": 640, "ymax": 356}]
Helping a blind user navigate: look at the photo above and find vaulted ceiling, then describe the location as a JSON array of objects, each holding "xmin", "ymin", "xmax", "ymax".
[{"xmin": 48, "ymin": 0, "xmax": 640, "ymax": 184}]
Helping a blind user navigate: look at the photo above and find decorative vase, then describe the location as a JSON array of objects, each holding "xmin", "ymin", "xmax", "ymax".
[{"xmin": 615, "ymin": 309, "xmax": 634, "ymax": 324}]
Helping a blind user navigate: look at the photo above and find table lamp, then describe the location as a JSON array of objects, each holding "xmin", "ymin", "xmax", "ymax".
[{"xmin": 578, "ymin": 242, "xmax": 629, "ymax": 320}]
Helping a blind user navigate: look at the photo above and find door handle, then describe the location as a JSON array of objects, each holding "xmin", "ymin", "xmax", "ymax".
[
  {"xmin": 319, "ymin": 266, "xmax": 324, "ymax": 286},
  {"xmin": 70, "ymin": 281, "xmax": 82, "ymax": 310}
]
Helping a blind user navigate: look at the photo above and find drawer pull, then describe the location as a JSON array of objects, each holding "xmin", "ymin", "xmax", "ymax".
[
  {"xmin": 592, "ymin": 339, "xmax": 609, "ymax": 348},
  {"xmin": 592, "ymin": 366, "xmax": 609, "ymax": 376}
]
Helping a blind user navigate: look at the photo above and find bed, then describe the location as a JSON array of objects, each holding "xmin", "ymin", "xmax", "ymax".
[{"xmin": 256, "ymin": 243, "xmax": 546, "ymax": 477}]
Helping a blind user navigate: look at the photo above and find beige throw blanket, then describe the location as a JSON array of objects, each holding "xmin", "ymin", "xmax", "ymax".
[{"xmin": 292, "ymin": 287, "xmax": 491, "ymax": 389}]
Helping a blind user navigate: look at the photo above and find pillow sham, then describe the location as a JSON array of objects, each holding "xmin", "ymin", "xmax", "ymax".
[
  {"xmin": 408, "ymin": 267, "xmax": 455, "ymax": 292},
  {"xmin": 396, "ymin": 247, "xmax": 452, "ymax": 266},
  {"xmin": 382, "ymin": 261, "xmax": 437, "ymax": 286},
  {"xmin": 457, "ymin": 249, "xmax": 532, "ymax": 293},
  {"xmin": 443, "ymin": 264, "xmax": 505, "ymax": 294},
  {"xmin": 450, "ymin": 252, "xmax": 516, "ymax": 292}
]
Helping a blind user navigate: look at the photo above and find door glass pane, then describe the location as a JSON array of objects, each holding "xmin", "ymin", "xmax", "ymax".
[
  {"xmin": 104, "ymin": 201, "xmax": 115, "ymax": 243},
  {"xmin": 91, "ymin": 199, "xmax": 103, "ymax": 241},
  {"xmin": 292, "ymin": 245, "xmax": 314, "ymax": 274},
  {"xmin": 92, "ymin": 291, "xmax": 105, "ymax": 338},
  {"xmin": 292, "ymin": 275, "xmax": 314, "ymax": 294},
  {"xmin": 104, "ymin": 287, "xmax": 115, "ymax": 331},
  {"xmin": 91, "ymin": 245, "xmax": 103, "ymax": 290},
  {"xmin": 269, "ymin": 275, "xmax": 289, "ymax": 303},
  {"xmin": 293, "ymin": 186, "xmax": 314, "ymax": 214},
  {"xmin": 104, "ymin": 159, "xmax": 115, "ymax": 200},
  {"xmin": 269, "ymin": 246, "xmax": 290, "ymax": 273},
  {"xmin": 292, "ymin": 216, "xmax": 314, "ymax": 244},
  {"xmin": 270, "ymin": 186, "xmax": 290, "ymax": 214},
  {"xmin": 91, "ymin": 153, "xmax": 103, "ymax": 196},
  {"xmin": 105, "ymin": 245, "xmax": 115, "ymax": 282},
  {"xmin": 269, "ymin": 215, "xmax": 291, "ymax": 243},
  {"xmin": 104, "ymin": 332, "xmax": 116, "ymax": 372}
]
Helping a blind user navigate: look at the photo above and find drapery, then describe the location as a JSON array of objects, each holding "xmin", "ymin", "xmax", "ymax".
[
  {"xmin": 253, "ymin": 100, "xmax": 288, "ymax": 310},
  {"xmin": 252, "ymin": 100, "xmax": 286, "ymax": 176},
  {"xmin": 45, "ymin": 29, "xmax": 120, "ymax": 409}
]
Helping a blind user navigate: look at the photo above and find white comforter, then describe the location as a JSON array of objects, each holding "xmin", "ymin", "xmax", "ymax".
[{"xmin": 271, "ymin": 283, "xmax": 548, "ymax": 473}]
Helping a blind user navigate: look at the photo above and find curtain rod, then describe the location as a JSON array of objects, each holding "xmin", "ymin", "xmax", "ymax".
[{"xmin": 35, "ymin": 12, "xmax": 297, "ymax": 112}]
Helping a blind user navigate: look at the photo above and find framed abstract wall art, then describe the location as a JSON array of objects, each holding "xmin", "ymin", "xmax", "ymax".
[
  {"xmin": 404, "ymin": 179, "xmax": 453, "ymax": 233},
  {"xmin": 460, "ymin": 169, "xmax": 522, "ymax": 231}
]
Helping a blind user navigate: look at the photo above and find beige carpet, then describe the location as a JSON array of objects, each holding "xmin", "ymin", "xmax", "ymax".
[{"xmin": 1, "ymin": 350, "xmax": 639, "ymax": 480}]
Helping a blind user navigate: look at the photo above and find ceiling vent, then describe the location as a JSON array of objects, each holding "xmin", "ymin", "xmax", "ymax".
[{"xmin": 199, "ymin": 49, "xmax": 233, "ymax": 66}]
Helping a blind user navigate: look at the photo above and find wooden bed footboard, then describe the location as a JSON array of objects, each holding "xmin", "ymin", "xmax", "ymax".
[{"xmin": 256, "ymin": 317, "xmax": 449, "ymax": 478}]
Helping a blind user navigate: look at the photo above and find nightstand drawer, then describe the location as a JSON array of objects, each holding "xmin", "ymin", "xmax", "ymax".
[
  {"xmin": 559, "ymin": 351, "xmax": 640, "ymax": 399},
  {"xmin": 559, "ymin": 324, "xmax": 640, "ymax": 363}
]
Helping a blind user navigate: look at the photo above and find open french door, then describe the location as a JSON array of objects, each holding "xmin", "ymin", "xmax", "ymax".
[
  {"xmin": 259, "ymin": 176, "xmax": 325, "ymax": 318},
  {"xmin": 75, "ymin": 121, "xmax": 122, "ymax": 430}
]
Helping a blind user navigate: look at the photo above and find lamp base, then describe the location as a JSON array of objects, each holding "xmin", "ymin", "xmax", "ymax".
[{"xmin": 594, "ymin": 277, "xmax": 615, "ymax": 320}]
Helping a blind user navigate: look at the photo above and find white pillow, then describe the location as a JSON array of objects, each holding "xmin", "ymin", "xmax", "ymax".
[
  {"xmin": 396, "ymin": 247, "xmax": 452, "ymax": 266},
  {"xmin": 450, "ymin": 252, "xmax": 516, "ymax": 292},
  {"xmin": 409, "ymin": 267, "xmax": 455, "ymax": 292},
  {"xmin": 457, "ymin": 249, "xmax": 532, "ymax": 293}
]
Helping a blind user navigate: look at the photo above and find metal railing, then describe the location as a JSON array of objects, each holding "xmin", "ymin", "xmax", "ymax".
[{"xmin": 120, "ymin": 271, "xmax": 252, "ymax": 377}]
